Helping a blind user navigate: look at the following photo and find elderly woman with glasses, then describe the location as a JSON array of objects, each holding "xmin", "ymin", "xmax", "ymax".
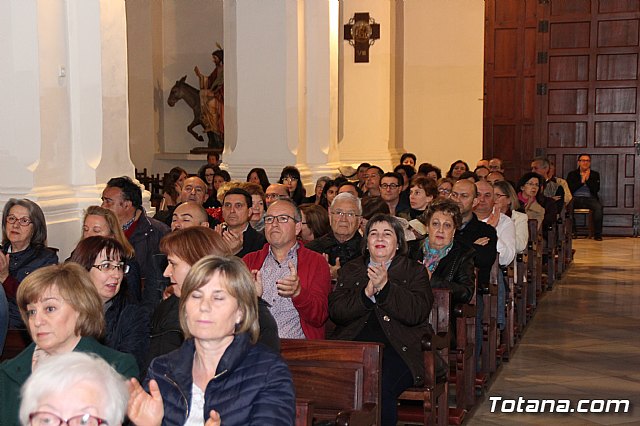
[
  {"xmin": 0, "ymin": 263, "xmax": 138, "ymax": 426},
  {"xmin": 19, "ymin": 352, "xmax": 129, "ymax": 426},
  {"xmin": 69, "ymin": 236, "xmax": 149, "ymax": 371},
  {"xmin": 516, "ymin": 172, "xmax": 546, "ymax": 231},
  {"xmin": 1, "ymin": 199, "xmax": 58, "ymax": 330},
  {"xmin": 128, "ymin": 256, "xmax": 295, "ymax": 426},
  {"xmin": 329, "ymin": 213, "xmax": 433, "ymax": 426}
]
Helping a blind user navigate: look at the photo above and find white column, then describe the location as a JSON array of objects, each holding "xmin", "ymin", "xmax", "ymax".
[
  {"xmin": 223, "ymin": 0, "xmax": 299, "ymax": 183},
  {"xmin": 296, "ymin": 0, "xmax": 341, "ymax": 189},
  {"xmin": 0, "ymin": 0, "xmax": 134, "ymax": 259},
  {"xmin": 339, "ymin": 0, "xmax": 396, "ymax": 172}
]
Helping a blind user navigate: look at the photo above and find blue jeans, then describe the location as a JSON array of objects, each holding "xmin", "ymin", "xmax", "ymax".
[{"xmin": 0, "ymin": 285, "xmax": 8, "ymax": 356}]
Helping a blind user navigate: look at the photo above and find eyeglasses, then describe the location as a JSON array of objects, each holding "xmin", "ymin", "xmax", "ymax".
[
  {"xmin": 438, "ymin": 188, "xmax": 452, "ymax": 195},
  {"xmin": 92, "ymin": 262, "xmax": 129, "ymax": 274},
  {"xmin": 379, "ymin": 183, "xmax": 400, "ymax": 190},
  {"xmin": 264, "ymin": 214, "xmax": 298, "ymax": 224},
  {"xmin": 495, "ymin": 193, "xmax": 508, "ymax": 199},
  {"xmin": 330, "ymin": 211, "xmax": 360, "ymax": 218},
  {"xmin": 6, "ymin": 215, "xmax": 33, "ymax": 226},
  {"xmin": 524, "ymin": 182, "xmax": 540, "ymax": 187},
  {"xmin": 29, "ymin": 412, "xmax": 109, "ymax": 426},
  {"xmin": 265, "ymin": 193, "xmax": 287, "ymax": 200}
]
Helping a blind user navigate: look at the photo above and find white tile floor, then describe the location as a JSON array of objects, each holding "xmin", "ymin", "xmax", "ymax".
[{"xmin": 466, "ymin": 238, "xmax": 640, "ymax": 426}]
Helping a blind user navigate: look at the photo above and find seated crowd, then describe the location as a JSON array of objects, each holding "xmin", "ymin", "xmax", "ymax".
[{"xmin": 0, "ymin": 151, "xmax": 594, "ymax": 425}]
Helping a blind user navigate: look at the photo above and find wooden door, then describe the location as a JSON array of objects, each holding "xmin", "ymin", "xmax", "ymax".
[
  {"xmin": 483, "ymin": 0, "xmax": 543, "ymax": 180},
  {"xmin": 536, "ymin": 0, "xmax": 640, "ymax": 236}
]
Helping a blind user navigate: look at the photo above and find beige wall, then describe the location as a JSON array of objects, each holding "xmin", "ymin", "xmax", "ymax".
[{"xmin": 402, "ymin": 0, "xmax": 484, "ymax": 172}]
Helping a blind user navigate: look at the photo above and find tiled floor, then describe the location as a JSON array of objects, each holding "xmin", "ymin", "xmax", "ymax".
[{"xmin": 466, "ymin": 237, "xmax": 640, "ymax": 426}]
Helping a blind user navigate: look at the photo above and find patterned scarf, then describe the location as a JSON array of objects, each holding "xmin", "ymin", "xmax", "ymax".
[{"xmin": 422, "ymin": 237, "xmax": 453, "ymax": 273}]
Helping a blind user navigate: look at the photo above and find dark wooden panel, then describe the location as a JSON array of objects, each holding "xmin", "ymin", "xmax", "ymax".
[
  {"xmin": 495, "ymin": 29, "xmax": 519, "ymax": 73},
  {"xmin": 603, "ymin": 214, "xmax": 633, "ymax": 227},
  {"xmin": 599, "ymin": 0, "xmax": 640, "ymax": 14},
  {"xmin": 550, "ymin": 55, "xmax": 590, "ymax": 81},
  {"xmin": 494, "ymin": 0, "xmax": 521, "ymax": 23},
  {"xmin": 625, "ymin": 154, "xmax": 636, "ymax": 177},
  {"xmin": 524, "ymin": 77, "xmax": 535, "ymax": 119},
  {"xmin": 595, "ymin": 88, "xmax": 637, "ymax": 113},
  {"xmin": 596, "ymin": 54, "xmax": 638, "ymax": 80},
  {"xmin": 550, "ymin": 22, "xmax": 590, "ymax": 48},
  {"xmin": 624, "ymin": 184, "xmax": 634, "ymax": 208},
  {"xmin": 494, "ymin": 78, "xmax": 518, "ymax": 118},
  {"xmin": 548, "ymin": 122, "xmax": 587, "ymax": 148},
  {"xmin": 524, "ymin": 28, "xmax": 537, "ymax": 72},
  {"xmin": 595, "ymin": 121, "xmax": 636, "ymax": 147},
  {"xmin": 551, "ymin": 0, "xmax": 591, "ymax": 16},
  {"xmin": 597, "ymin": 19, "xmax": 639, "ymax": 47},
  {"xmin": 593, "ymin": 154, "xmax": 619, "ymax": 207},
  {"xmin": 548, "ymin": 89, "xmax": 589, "ymax": 115}
]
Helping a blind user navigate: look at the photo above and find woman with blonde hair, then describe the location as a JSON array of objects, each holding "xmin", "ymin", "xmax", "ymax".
[
  {"xmin": 128, "ymin": 256, "xmax": 295, "ymax": 425},
  {"xmin": 0, "ymin": 263, "xmax": 137, "ymax": 425}
]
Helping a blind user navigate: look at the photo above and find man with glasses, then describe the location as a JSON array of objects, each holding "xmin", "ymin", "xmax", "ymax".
[
  {"xmin": 307, "ymin": 193, "xmax": 363, "ymax": 279},
  {"xmin": 566, "ymin": 153, "xmax": 603, "ymax": 240},
  {"xmin": 379, "ymin": 172, "xmax": 409, "ymax": 216},
  {"xmin": 243, "ymin": 199, "xmax": 331, "ymax": 339},
  {"xmin": 264, "ymin": 183, "xmax": 290, "ymax": 207},
  {"xmin": 219, "ymin": 188, "xmax": 266, "ymax": 257}
]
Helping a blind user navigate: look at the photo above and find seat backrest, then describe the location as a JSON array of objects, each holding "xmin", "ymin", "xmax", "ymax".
[{"xmin": 280, "ymin": 339, "xmax": 382, "ymax": 424}]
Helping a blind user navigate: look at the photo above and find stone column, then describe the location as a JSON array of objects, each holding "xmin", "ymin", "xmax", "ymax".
[{"xmin": 0, "ymin": 0, "xmax": 133, "ymax": 259}]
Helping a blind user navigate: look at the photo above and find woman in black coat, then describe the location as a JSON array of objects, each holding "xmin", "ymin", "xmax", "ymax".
[
  {"xmin": 69, "ymin": 236, "xmax": 149, "ymax": 371},
  {"xmin": 411, "ymin": 199, "xmax": 476, "ymax": 306},
  {"xmin": 329, "ymin": 214, "xmax": 433, "ymax": 426}
]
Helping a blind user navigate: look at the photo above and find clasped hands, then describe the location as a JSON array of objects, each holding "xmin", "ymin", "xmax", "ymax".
[
  {"xmin": 365, "ymin": 263, "xmax": 388, "ymax": 298},
  {"xmin": 213, "ymin": 224, "xmax": 244, "ymax": 255}
]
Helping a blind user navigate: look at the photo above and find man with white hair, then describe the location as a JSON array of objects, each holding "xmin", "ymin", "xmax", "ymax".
[{"xmin": 306, "ymin": 193, "xmax": 363, "ymax": 279}]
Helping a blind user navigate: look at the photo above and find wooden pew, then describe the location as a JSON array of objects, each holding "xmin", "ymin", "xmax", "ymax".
[
  {"xmin": 481, "ymin": 261, "xmax": 499, "ymax": 375},
  {"xmin": 500, "ymin": 264, "xmax": 516, "ymax": 360},
  {"xmin": 543, "ymin": 221, "xmax": 557, "ymax": 290},
  {"xmin": 526, "ymin": 219, "xmax": 542, "ymax": 317},
  {"xmin": 514, "ymin": 253, "xmax": 528, "ymax": 332},
  {"xmin": 280, "ymin": 339, "xmax": 382, "ymax": 426},
  {"xmin": 449, "ymin": 278, "xmax": 477, "ymax": 415},
  {"xmin": 397, "ymin": 288, "xmax": 450, "ymax": 426},
  {"xmin": 555, "ymin": 203, "xmax": 567, "ymax": 278}
]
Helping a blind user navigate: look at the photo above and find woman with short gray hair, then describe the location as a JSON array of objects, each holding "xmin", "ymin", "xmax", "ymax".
[{"xmin": 19, "ymin": 352, "xmax": 129, "ymax": 426}]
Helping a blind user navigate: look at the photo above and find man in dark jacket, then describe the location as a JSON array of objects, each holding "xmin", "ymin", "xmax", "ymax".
[
  {"xmin": 306, "ymin": 193, "xmax": 363, "ymax": 279},
  {"xmin": 219, "ymin": 188, "xmax": 266, "ymax": 257},
  {"xmin": 566, "ymin": 153, "xmax": 603, "ymax": 240},
  {"xmin": 101, "ymin": 176, "xmax": 170, "ymax": 310}
]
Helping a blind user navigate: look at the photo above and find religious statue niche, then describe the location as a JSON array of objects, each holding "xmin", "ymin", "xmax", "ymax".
[
  {"xmin": 344, "ymin": 13, "xmax": 380, "ymax": 63},
  {"xmin": 166, "ymin": 45, "xmax": 224, "ymax": 153}
]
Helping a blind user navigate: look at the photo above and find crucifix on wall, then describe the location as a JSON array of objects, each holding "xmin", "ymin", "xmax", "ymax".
[{"xmin": 344, "ymin": 12, "xmax": 380, "ymax": 63}]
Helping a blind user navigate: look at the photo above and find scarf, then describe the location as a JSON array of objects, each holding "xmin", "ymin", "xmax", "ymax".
[{"xmin": 422, "ymin": 237, "xmax": 453, "ymax": 273}]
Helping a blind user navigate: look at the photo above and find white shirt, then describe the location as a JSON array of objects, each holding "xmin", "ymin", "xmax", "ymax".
[
  {"xmin": 482, "ymin": 212, "xmax": 516, "ymax": 266},
  {"xmin": 511, "ymin": 210, "xmax": 529, "ymax": 254}
]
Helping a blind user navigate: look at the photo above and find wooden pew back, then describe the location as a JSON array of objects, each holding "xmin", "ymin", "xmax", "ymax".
[{"xmin": 281, "ymin": 339, "xmax": 382, "ymax": 425}]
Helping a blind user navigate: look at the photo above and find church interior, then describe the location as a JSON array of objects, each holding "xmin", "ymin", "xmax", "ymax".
[{"xmin": 1, "ymin": 0, "xmax": 639, "ymax": 424}]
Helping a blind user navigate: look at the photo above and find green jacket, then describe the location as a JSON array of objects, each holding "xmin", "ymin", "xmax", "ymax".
[{"xmin": 0, "ymin": 336, "xmax": 138, "ymax": 426}]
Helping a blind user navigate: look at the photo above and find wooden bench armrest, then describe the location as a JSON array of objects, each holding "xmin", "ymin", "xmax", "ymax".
[
  {"xmin": 295, "ymin": 398, "xmax": 314, "ymax": 426},
  {"xmin": 336, "ymin": 402, "xmax": 377, "ymax": 426}
]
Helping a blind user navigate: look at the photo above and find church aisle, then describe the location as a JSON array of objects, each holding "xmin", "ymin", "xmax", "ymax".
[{"xmin": 466, "ymin": 238, "xmax": 640, "ymax": 425}]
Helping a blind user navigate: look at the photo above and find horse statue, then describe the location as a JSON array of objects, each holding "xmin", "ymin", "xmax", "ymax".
[{"xmin": 167, "ymin": 76, "xmax": 223, "ymax": 150}]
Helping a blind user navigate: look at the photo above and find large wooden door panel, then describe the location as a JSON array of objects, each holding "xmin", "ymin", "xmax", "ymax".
[{"xmin": 535, "ymin": 0, "xmax": 640, "ymax": 236}]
